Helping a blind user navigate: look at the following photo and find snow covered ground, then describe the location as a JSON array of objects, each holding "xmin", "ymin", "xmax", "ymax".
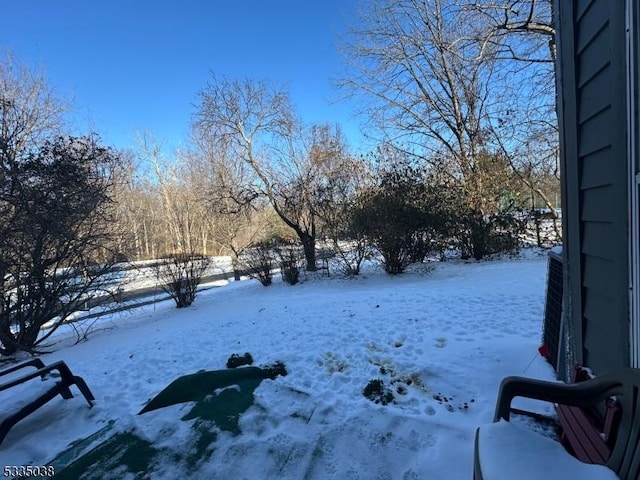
[{"xmin": 0, "ymin": 250, "xmax": 559, "ymax": 479}]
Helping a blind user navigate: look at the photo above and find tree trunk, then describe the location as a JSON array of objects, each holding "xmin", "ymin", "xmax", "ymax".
[
  {"xmin": 133, "ymin": 224, "xmax": 141, "ymax": 259},
  {"xmin": 300, "ymin": 233, "xmax": 317, "ymax": 271},
  {"xmin": 143, "ymin": 218, "xmax": 150, "ymax": 258},
  {"xmin": 528, "ymin": 188, "xmax": 541, "ymax": 247},
  {"xmin": 231, "ymin": 254, "xmax": 241, "ymax": 281},
  {"xmin": 201, "ymin": 229, "xmax": 208, "ymax": 256}
]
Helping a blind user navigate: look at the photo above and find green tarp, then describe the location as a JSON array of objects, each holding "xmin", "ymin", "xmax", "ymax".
[
  {"xmin": 47, "ymin": 366, "xmax": 270, "ymax": 479},
  {"xmin": 139, "ymin": 366, "xmax": 267, "ymax": 432}
]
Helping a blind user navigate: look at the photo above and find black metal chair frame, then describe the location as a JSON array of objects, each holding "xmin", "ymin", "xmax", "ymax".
[{"xmin": 0, "ymin": 359, "xmax": 95, "ymax": 446}]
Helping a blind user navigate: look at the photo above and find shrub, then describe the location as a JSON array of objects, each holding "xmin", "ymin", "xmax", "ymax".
[
  {"xmin": 0, "ymin": 136, "xmax": 124, "ymax": 355},
  {"xmin": 317, "ymin": 194, "xmax": 372, "ymax": 277},
  {"xmin": 349, "ymin": 153, "xmax": 444, "ymax": 274},
  {"xmin": 226, "ymin": 352, "xmax": 254, "ymax": 368},
  {"xmin": 352, "ymin": 189, "xmax": 433, "ymax": 274},
  {"xmin": 332, "ymin": 242, "xmax": 370, "ymax": 276},
  {"xmin": 275, "ymin": 243, "xmax": 303, "ymax": 285},
  {"xmin": 240, "ymin": 240, "xmax": 277, "ymax": 286},
  {"xmin": 153, "ymin": 252, "xmax": 211, "ymax": 308},
  {"xmin": 457, "ymin": 207, "xmax": 526, "ymax": 260},
  {"xmin": 281, "ymin": 259, "xmax": 300, "ymax": 285},
  {"xmin": 327, "ymin": 205, "xmax": 375, "ymax": 276}
]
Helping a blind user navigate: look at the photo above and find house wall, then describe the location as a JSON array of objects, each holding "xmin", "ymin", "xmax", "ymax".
[{"xmin": 556, "ymin": 0, "xmax": 631, "ymax": 375}]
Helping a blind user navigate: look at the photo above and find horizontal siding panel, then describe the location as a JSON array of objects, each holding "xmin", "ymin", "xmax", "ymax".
[
  {"xmin": 583, "ymin": 288, "xmax": 620, "ymax": 322},
  {"xmin": 577, "ymin": 24, "xmax": 611, "ymax": 87},
  {"xmin": 583, "ymin": 286, "xmax": 627, "ymax": 372},
  {"xmin": 582, "ymin": 221, "xmax": 616, "ymax": 260},
  {"xmin": 577, "ymin": 106, "xmax": 612, "ymax": 156},
  {"xmin": 583, "ymin": 347, "xmax": 626, "ymax": 374},
  {"xmin": 583, "ymin": 328, "xmax": 626, "ymax": 372},
  {"xmin": 578, "ymin": 63, "xmax": 611, "ymax": 122},
  {"xmin": 582, "ymin": 255, "xmax": 615, "ymax": 298},
  {"xmin": 580, "ymin": 146, "xmax": 614, "ymax": 189},
  {"xmin": 576, "ymin": 0, "xmax": 610, "ymax": 54},
  {"xmin": 583, "ymin": 318, "xmax": 620, "ymax": 351},
  {"xmin": 581, "ymin": 185, "xmax": 614, "ymax": 222}
]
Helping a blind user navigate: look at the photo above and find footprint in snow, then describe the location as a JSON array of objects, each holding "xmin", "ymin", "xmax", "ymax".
[{"xmin": 434, "ymin": 338, "xmax": 447, "ymax": 348}]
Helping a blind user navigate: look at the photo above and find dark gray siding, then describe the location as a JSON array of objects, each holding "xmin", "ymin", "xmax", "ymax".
[{"xmin": 557, "ymin": 0, "xmax": 630, "ymax": 375}]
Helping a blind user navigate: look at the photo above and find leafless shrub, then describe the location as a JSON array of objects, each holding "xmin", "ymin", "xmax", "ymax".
[
  {"xmin": 153, "ymin": 253, "xmax": 211, "ymax": 308},
  {"xmin": 240, "ymin": 241, "xmax": 277, "ymax": 287},
  {"xmin": 275, "ymin": 242, "xmax": 303, "ymax": 285}
]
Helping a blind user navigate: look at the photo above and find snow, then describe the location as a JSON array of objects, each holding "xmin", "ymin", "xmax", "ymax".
[
  {"xmin": 93, "ymin": 256, "xmax": 234, "ymax": 295},
  {"xmin": 477, "ymin": 420, "xmax": 618, "ymax": 480},
  {"xmin": 0, "ymin": 250, "xmax": 583, "ymax": 479}
]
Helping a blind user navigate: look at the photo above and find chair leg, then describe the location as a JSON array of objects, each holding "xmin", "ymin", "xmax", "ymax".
[
  {"xmin": 58, "ymin": 385, "xmax": 74, "ymax": 399},
  {"xmin": 72, "ymin": 376, "xmax": 96, "ymax": 407},
  {"xmin": 473, "ymin": 428, "xmax": 485, "ymax": 480}
]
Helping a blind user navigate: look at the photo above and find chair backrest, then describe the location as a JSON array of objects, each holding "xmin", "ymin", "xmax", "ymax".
[{"xmin": 607, "ymin": 368, "xmax": 640, "ymax": 479}]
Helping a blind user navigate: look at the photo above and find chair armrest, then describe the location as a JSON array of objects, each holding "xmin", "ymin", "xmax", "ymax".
[
  {"xmin": 494, "ymin": 374, "xmax": 624, "ymax": 421},
  {"xmin": 0, "ymin": 358, "xmax": 47, "ymax": 379},
  {"xmin": 0, "ymin": 361, "xmax": 74, "ymax": 393}
]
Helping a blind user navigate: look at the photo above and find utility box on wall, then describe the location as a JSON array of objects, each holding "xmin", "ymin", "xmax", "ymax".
[{"xmin": 541, "ymin": 248, "xmax": 564, "ymax": 375}]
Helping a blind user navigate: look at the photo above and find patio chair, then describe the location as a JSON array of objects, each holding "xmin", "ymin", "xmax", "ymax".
[
  {"xmin": 0, "ymin": 359, "xmax": 95, "ymax": 446},
  {"xmin": 473, "ymin": 368, "xmax": 640, "ymax": 480}
]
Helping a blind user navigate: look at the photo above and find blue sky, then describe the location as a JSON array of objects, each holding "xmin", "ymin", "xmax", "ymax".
[{"xmin": 3, "ymin": 1, "xmax": 365, "ymax": 153}]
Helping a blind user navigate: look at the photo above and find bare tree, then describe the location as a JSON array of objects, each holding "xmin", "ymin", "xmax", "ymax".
[
  {"xmin": 343, "ymin": 0, "xmax": 495, "ymax": 185},
  {"xmin": 195, "ymin": 77, "xmax": 349, "ymax": 271},
  {"xmin": 343, "ymin": 0, "xmax": 507, "ymax": 246},
  {"xmin": 184, "ymin": 133, "xmax": 268, "ymax": 279},
  {"xmin": 115, "ymin": 177, "xmax": 165, "ymax": 260},
  {"xmin": 270, "ymin": 122, "xmax": 351, "ymax": 270},
  {"xmin": 109, "ymin": 149, "xmax": 147, "ymax": 260},
  {"xmin": 342, "ymin": 0, "xmax": 560, "ymax": 251},
  {"xmin": 114, "ymin": 131, "xmax": 272, "ymax": 266},
  {"xmin": 468, "ymin": 0, "xmax": 561, "ymax": 240},
  {"xmin": 469, "ymin": 0, "xmax": 555, "ymax": 63},
  {"xmin": 0, "ymin": 53, "xmax": 66, "ymax": 165},
  {"xmin": 116, "ymin": 160, "xmax": 181, "ymax": 261},
  {"xmin": 137, "ymin": 132, "xmax": 206, "ymax": 255}
]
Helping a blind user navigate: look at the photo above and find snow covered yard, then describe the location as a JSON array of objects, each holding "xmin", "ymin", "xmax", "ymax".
[{"xmin": 0, "ymin": 251, "xmax": 556, "ymax": 479}]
